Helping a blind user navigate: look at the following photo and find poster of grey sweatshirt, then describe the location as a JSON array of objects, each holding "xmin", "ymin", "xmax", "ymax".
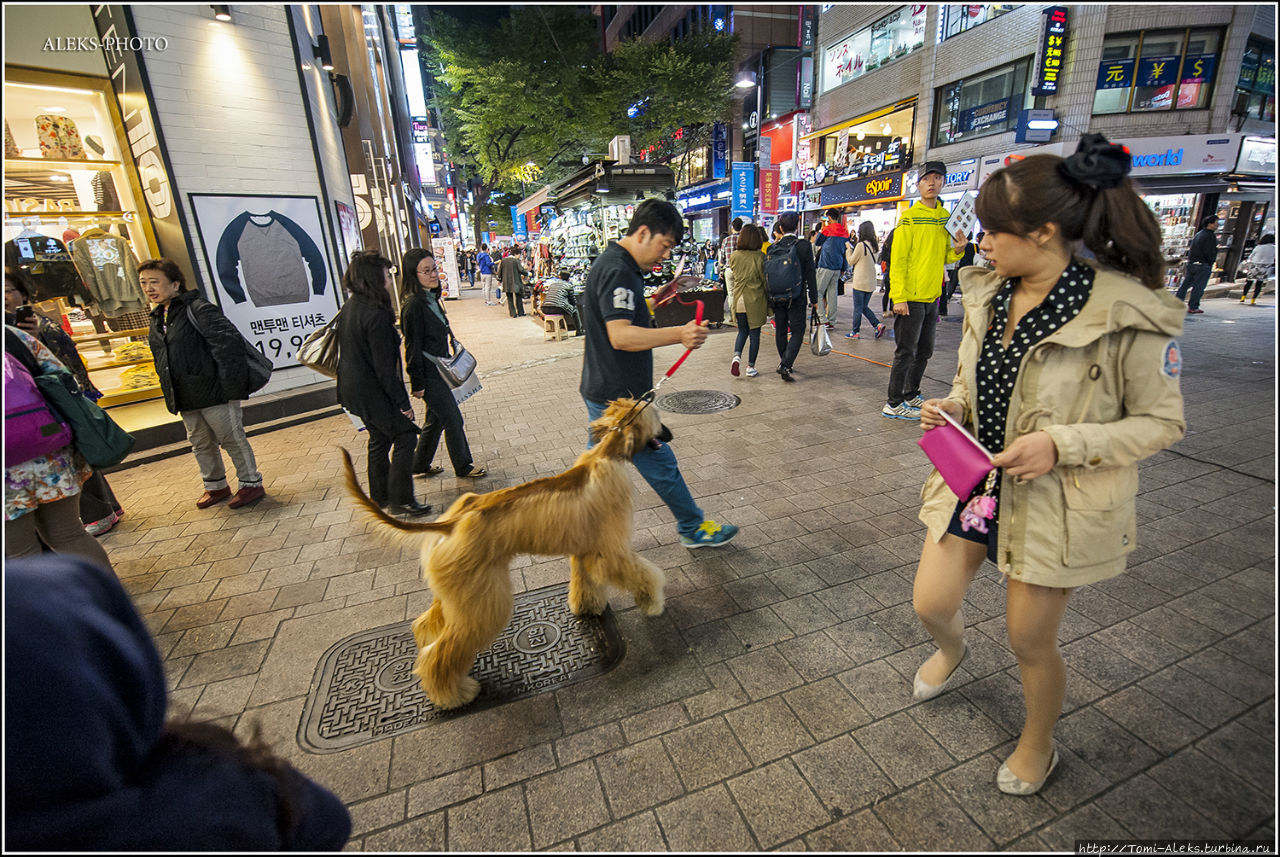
[{"xmin": 189, "ymin": 194, "xmax": 340, "ymax": 373}]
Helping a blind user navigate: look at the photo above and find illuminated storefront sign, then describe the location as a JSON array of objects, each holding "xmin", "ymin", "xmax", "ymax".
[
  {"xmin": 819, "ymin": 170, "xmax": 903, "ymax": 206},
  {"xmin": 1032, "ymin": 6, "xmax": 1068, "ymax": 96}
]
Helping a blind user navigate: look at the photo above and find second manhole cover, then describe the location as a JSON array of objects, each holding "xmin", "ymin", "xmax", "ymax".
[{"xmin": 655, "ymin": 389, "xmax": 741, "ymax": 414}]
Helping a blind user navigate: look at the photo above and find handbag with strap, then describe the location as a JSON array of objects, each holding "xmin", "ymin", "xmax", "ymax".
[
  {"xmin": 809, "ymin": 309, "xmax": 832, "ymax": 357},
  {"xmin": 184, "ymin": 302, "xmax": 273, "ymax": 394},
  {"xmin": 425, "ymin": 334, "xmax": 477, "ymax": 388},
  {"xmin": 34, "ymin": 369, "xmax": 136, "ymax": 468},
  {"xmin": 296, "ymin": 312, "xmax": 341, "ymax": 378},
  {"xmin": 7, "ymin": 328, "xmax": 134, "ymax": 468}
]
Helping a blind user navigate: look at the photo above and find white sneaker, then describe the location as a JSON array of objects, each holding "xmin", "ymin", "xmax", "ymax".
[
  {"xmin": 882, "ymin": 402, "xmax": 921, "ymax": 420},
  {"xmin": 731, "ymin": 355, "xmax": 740, "ymax": 376},
  {"xmin": 745, "ymin": 366, "xmax": 759, "ymax": 377},
  {"xmin": 905, "ymin": 394, "xmax": 925, "ymax": 408}
]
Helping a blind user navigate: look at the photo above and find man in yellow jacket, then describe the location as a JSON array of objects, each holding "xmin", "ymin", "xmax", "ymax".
[{"xmin": 883, "ymin": 161, "xmax": 967, "ymax": 419}]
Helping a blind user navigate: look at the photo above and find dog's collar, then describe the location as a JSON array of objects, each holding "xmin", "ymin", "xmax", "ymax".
[{"xmin": 609, "ymin": 389, "xmax": 656, "ymax": 433}]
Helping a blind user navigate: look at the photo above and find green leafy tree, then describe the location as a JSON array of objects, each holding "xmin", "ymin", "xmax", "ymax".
[
  {"xmin": 423, "ymin": 7, "xmax": 612, "ymax": 198},
  {"xmin": 600, "ymin": 30, "xmax": 738, "ymax": 186}
]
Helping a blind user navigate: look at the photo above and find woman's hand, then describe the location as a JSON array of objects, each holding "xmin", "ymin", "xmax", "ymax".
[
  {"xmin": 990, "ymin": 431, "xmax": 1059, "ymax": 480},
  {"xmin": 401, "ymin": 408, "xmax": 415, "ymax": 420},
  {"xmin": 919, "ymin": 398, "xmax": 962, "ymax": 430},
  {"xmin": 411, "ymin": 390, "xmax": 424, "ymax": 399}
]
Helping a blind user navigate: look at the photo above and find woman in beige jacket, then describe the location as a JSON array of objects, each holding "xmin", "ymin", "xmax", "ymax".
[
  {"xmin": 843, "ymin": 220, "xmax": 882, "ymax": 339},
  {"xmin": 727, "ymin": 225, "xmax": 769, "ymax": 377},
  {"xmin": 911, "ymin": 136, "xmax": 1186, "ymax": 796}
]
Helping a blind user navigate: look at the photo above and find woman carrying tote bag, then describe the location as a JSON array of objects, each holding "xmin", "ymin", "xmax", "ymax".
[{"xmin": 399, "ymin": 249, "xmax": 486, "ymax": 480}]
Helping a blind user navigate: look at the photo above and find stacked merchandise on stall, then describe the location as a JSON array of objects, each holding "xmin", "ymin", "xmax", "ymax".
[{"xmin": 5, "ymin": 72, "xmax": 162, "ymax": 408}]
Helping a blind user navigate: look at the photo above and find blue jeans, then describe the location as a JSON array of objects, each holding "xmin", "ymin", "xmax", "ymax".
[
  {"xmin": 733, "ymin": 313, "xmax": 761, "ymax": 364},
  {"xmin": 1176, "ymin": 262, "xmax": 1212, "ymax": 310},
  {"xmin": 584, "ymin": 397, "xmax": 704, "ymax": 537},
  {"xmin": 849, "ymin": 289, "xmax": 879, "ymax": 334}
]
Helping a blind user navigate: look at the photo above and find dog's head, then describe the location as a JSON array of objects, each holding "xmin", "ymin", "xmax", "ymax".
[{"xmin": 590, "ymin": 396, "xmax": 672, "ymax": 459}]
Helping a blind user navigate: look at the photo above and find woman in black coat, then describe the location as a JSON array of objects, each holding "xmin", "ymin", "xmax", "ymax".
[
  {"xmin": 143, "ymin": 258, "xmax": 264, "ymax": 510},
  {"xmin": 399, "ymin": 248, "xmax": 486, "ymax": 479},
  {"xmin": 336, "ymin": 253, "xmax": 432, "ymax": 516}
]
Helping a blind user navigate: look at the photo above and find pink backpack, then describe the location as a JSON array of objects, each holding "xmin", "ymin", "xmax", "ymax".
[{"xmin": 4, "ymin": 345, "xmax": 72, "ymax": 467}]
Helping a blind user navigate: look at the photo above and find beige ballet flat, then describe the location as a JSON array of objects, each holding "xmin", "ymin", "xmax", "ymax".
[
  {"xmin": 912, "ymin": 642, "xmax": 968, "ymax": 702},
  {"xmin": 997, "ymin": 746, "xmax": 1060, "ymax": 796}
]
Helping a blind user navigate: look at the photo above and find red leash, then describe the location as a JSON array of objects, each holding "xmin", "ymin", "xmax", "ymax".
[{"xmin": 656, "ymin": 300, "xmax": 703, "ymax": 388}]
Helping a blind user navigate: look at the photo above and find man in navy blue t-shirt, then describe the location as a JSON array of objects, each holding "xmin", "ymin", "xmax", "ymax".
[{"xmin": 580, "ymin": 199, "xmax": 739, "ymax": 548}]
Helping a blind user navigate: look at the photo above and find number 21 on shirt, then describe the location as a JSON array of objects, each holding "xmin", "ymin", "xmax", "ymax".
[{"xmin": 613, "ymin": 287, "xmax": 635, "ymax": 312}]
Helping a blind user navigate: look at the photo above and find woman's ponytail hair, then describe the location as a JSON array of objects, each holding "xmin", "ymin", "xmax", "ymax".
[{"xmin": 975, "ymin": 134, "xmax": 1165, "ymax": 289}]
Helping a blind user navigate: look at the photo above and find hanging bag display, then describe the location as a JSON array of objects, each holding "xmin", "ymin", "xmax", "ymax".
[
  {"xmin": 424, "ymin": 333, "xmax": 477, "ymax": 388},
  {"xmin": 296, "ymin": 312, "xmax": 341, "ymax": 378},
  {"xmin": 184, "ymin": 302, "xmax": 273, "ymax": 394},
  {"xmin": 808, "ymin": 309, "xmax": 832, "ymax": 356}
]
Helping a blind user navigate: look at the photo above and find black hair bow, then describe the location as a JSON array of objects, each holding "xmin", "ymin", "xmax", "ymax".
[{"xmin": 1057, "ymin": 133, "xmax": 1131, "ymax": 190}]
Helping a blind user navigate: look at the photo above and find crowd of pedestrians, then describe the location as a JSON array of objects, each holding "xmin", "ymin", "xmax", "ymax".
[{"xmin": 7, "ymin": 133, "xmax": 1236, "ymax": 847}]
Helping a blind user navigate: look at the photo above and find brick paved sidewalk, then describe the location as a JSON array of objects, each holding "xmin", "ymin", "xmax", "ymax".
[{"xmin": 95, "ymin": 287, "xmax": 1275, "ymax": 851}]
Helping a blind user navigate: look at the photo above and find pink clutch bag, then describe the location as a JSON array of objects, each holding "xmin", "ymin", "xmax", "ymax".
[{"xmin": 917, "ymin": 408, "xmax": 994, "ymax": 500}]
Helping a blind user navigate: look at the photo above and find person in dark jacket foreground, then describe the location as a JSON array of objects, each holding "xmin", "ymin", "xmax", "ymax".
[
  {"xmin": 399, "ymin": 248, "xmax": 486, "ymax": 479},
  {"xmin": 3, "ymin": 554, "xmax": 352, "ymax": 851},
  {"xmin": 336, "ymin": 252, "xmax": 432, "ymax": 517},
  {"xmin": 143, "ymin": 258, "xmax": 264, "ymax": 510}
]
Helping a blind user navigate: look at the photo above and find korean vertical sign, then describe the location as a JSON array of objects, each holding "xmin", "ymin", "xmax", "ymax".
[{"xmin": 1032, "ymin": 6, "xmax": 1069, "ymax": 96}]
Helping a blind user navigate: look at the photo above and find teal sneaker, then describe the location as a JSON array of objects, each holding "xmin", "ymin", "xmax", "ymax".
[{"xmin": 680, "ymin": 520, "xmax": 739, "ymax": 548}]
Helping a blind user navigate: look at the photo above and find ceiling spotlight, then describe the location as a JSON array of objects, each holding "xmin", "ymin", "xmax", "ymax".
[
  {"xmin": 313, "ymin": 34, "xmax": 334, "ymax": 71},
  {"xmin": 882, "ymin": 123, "xmax": 892, "ymax": 135},
  {"xmin": 734, "ymin": 70, "xmax": 757, "ymax": 89},
  {"xmin": 856, "ymin": 130, "xmax": 866, "ymax": 141},
  {"xmin": 211, "ymin": 5, "xmax": 232, "ymax": 22}
]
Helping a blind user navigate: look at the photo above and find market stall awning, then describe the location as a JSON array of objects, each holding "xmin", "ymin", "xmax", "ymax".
[{"xmin": 516, "ymin": 185, "xmax": 554, "ymax": 216}]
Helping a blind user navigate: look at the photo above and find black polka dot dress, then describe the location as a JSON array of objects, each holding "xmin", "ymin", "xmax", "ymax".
[{"xmin": 975, "ymin": 260, "xmax": 1095, "ymax": 502}]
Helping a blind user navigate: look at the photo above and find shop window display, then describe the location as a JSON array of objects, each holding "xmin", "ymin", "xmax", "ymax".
[
  {"xmin": 822, "ymin": 5, "xmax": 928, "ymax": 93},
  {"xmin": 808, "ymin": 105, "xmax": 915, "ymax": 186},
  {"xmin": 936, "ymin": 4, "xmax": 1019, "ymax": 42},
  {"xmin": 933, "ymin": 58, "xmax": 1032, "ymax": 147},
  {"xmin": 1236, "ymin": 37, "xmax": 1276, "ymax": 122},
  {"xmin": 4, "ymin": 74, "xmax": 161, "ymax": 408},
  {"xmin": 1144, "ymin": 194, "xmax": 1197, "ymax": 286},
  {"xmin": 1092, "ymin": 28, "xmax": 1223, "ymax": 115}
]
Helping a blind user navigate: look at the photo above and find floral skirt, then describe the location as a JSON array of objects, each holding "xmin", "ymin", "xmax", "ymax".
[{"xmin": 4, "ymin": 446, "xmax": 92, "ymax": 521}]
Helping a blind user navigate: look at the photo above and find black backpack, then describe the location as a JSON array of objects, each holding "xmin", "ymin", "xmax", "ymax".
[{"xmin": 764, "ymin": 235, "xmax": 803, "ymax": 303}]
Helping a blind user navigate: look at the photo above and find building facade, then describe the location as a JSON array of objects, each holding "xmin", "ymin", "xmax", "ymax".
[
  {"xmin": 809, "ymin": 3, "xmax": 1275, "ymax": 279},
  {"xmin": 3, "ymin": 3, "xmax": 441, "ymax": 442}
]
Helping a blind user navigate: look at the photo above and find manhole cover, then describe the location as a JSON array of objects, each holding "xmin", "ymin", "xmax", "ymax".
[
  {"xmin": 298, "ymin": 583, "xmax": 624, "ymax": 753},
  {"xmin": 655, "ymin": 389, "xmax": 741, "ymax": 414}
]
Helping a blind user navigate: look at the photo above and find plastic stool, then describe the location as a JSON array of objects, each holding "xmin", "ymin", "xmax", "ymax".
[{"xmin": 543, "ymin": 314, "xmax": 569, "ymax": 341}]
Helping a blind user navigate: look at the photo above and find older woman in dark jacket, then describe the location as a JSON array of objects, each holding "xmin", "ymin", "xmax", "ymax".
[
  {"xmin": 143, "ymin": 259, "xmax": 264, "ymax": 510},
  {"xmin": 399, "ymin": 249, "xmax": 485, "ymax": 480},
  {"xmin": 336, "ymin": 253, "xmax": 432, "ymax": 516}
]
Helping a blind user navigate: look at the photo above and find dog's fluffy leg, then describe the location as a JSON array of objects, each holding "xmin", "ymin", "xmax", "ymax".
[
  {"xmin": 568, "ymin": 555, "xmax": 608, "ymax": 616},
  {"xmin": 414, "ymin": 632, "xmax": 482, "ymax": 709},
  {"xmin": 594, "ymin": 551, "xmax": 666, "ymax": 616},
  {"xmin": 411, "ymin": 601, "xmax": 445, "ymax": 650}
]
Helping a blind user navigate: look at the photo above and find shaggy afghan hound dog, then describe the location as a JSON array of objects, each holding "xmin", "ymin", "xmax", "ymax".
[{"xmin": 341, "ymin": 397, "xmax": 671, "ymax": 709}]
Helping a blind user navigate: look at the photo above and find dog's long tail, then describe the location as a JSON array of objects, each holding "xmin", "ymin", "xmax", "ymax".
[{"xmin": 340, "ymin": 447, "xmax": 455, "ymax": 535}]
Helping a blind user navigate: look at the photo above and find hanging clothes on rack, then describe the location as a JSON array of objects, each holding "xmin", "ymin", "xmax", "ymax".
[
  {"xmin": 70, "ymin": 226, "xmax": 146, "ymax": 316},
  {"xmin": 4, "ymin": 230, "xmax": 93, "ymax": 304}
]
